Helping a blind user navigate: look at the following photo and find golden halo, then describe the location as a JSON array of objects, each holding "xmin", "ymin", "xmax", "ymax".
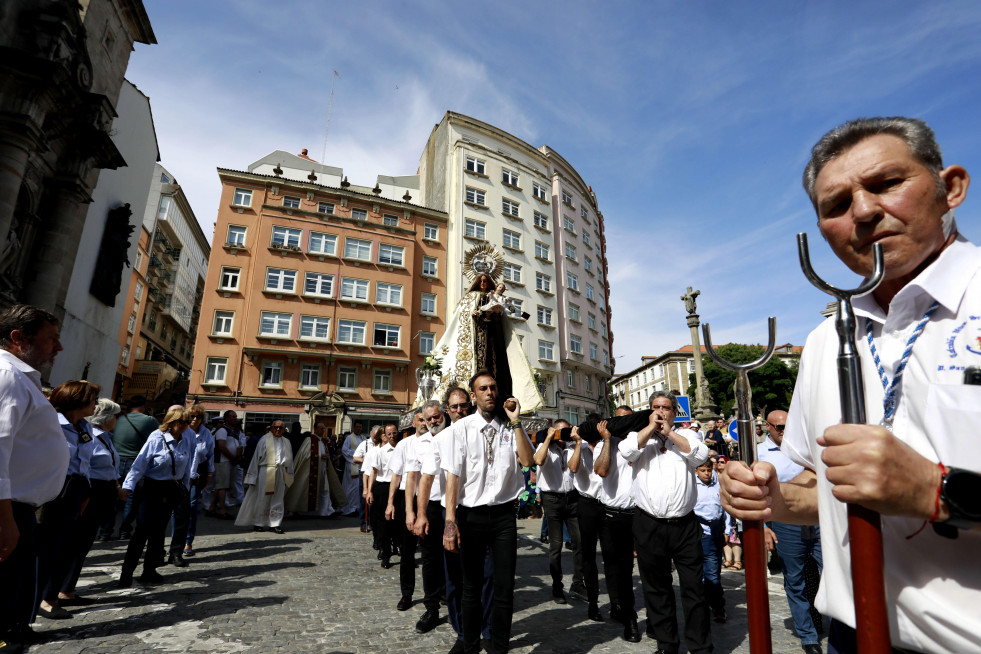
[{"xmin": 462, "ymin": 244, "xmax": 505, "ymax": 284}]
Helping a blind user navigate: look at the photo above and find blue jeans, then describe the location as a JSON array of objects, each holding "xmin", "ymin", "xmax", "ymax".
[
  {"xmin": 185, "ymin": 483, "xmax": 205, "ymax": 547},
  {"xmin": 700, "ymin": 533, "xmax": 725, "ymax": 613},
  {"xmin": 771, "ymin": 521, "xmax": 823, "ymax": 646},
  {"xmin": 117, "ymin": 457, "xmax": 137, "ymax": 536}
]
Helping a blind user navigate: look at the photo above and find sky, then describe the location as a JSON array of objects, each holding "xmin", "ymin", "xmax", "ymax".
[{"xmin": 126, "ymin": 1, "xmax": 981, "ymax": 375}]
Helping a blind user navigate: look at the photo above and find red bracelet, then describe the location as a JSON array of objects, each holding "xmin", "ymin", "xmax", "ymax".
[{"xmin": 906, "ymin": 461, "xmax": 946, "ymax": 540}]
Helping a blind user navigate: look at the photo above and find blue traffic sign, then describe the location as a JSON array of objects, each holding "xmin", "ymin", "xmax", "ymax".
[{"xmin": 674, "ymin": 395, "xmax": 692, "ymax": 423}]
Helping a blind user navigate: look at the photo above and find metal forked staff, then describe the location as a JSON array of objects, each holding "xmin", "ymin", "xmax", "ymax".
[
  {"xmin": 797, "ymin": 233, "xmax": 890, "ymax": 653},
  {"xmin": 702, "ymin": 317, "xmax": 777, "ymax": 654}
]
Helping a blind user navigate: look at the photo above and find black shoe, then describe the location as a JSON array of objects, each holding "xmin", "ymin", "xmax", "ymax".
[
  {"xmin": 569, "ymin": 584, "xmax": 588, "ymax": 602},
  {"xmin": 6, "ymin": 626, "xmax": 40, "ymax": 645},
  {"xmin": 564, "ymin": 541, "xmax": 573, "ymax": 550},
  {"xmin": 552, "ymin": 591, "xmax": 567, "ymax": 604},
  {"xmin": 117, "ymin": 574, "xmax": 133, "ymax": 588},
  {"xmin": 272, "ymin": 526, "xmax": 286, "ymax": 534},
  {"xmin": 540, "ymin": 536, "xmax": 549, "ymax": 544},
  {"xmin": 381, "ymin": 558, "xmax": 392, "ymax": 569},
  {"xmin": 36, "ymin": 605, "xmax": 71, "ymax": 620},
  {"xmin": 803, "ymin": 645, "xmax": 822, "ymax": 654},
  {"xmin": 448, "ymin": 641, "xmax": 465, "ymax": 654},
  {"xmin": 646, "ymin": 623, "xmax": 656, "ymax": 639},
  {"xmin": 138, "ymin": 570, "xmax": 165, "ymax": 584},
  {"xmin": 609, "ymin": 604, "xmax": 627, "ymax": 624},
  {"xmin": 377, "ymin": 550, "xmax": 384, "ymax": 560},
  {"xmin": 714, "ymin": 609, "xmax": 727, "ymax": 623},
  {"xmin": 119, "ymin": 531, "xmax": 131, "ymax": 539},
  {"xmin": 396, "ymin": 596, "xmax": 412, "ymax": 611},
  {"xmin": 392, "ymin": 545, "xmax": 401, "ymax": 556},
  {"xmin": 168, "ymin": 553, "xmax": 188, "ymax": 568},
  {"xmin": 623, "ymin": 618, "xmax": 641, "ymax": 643},
  {"xmin": 587, "ymin": 604, "xmax": 603, "ymax": 622},
  {"xmin": 98, "ymin": 534, "xmax": 114, "ymax": 542},
  {"xmin": 0, "ymin": 638, "xmax": 25, "ymax": 653},
  {"xmin": 415, "ymin": 609, "xmax": 439, "ymax": 633}
]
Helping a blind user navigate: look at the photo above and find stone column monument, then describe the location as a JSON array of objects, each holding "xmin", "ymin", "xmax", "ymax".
[{"xmin": 681, "ymin": 286, "xmax": 719, "ymax": 420}]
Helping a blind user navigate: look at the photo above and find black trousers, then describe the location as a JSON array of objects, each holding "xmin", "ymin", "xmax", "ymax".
[
  {"xmin": 121, "ymin": 479, "xmax": 183, "ymax": 578},
  {"xmin": 634, "ymin": 510, "xmax": 712, "ymax": 654},
  {"xmin": 539, "ymin": 490, "xmax": 583, "ymax": 592},
  {"xmin": 576, "ymin": 494, "xmax": 603, "ymax": 605},
  {"xmin": 458, "ymin": 503, "xmax": 516, "ymax": 654},
  {"xmin": 63, "ymin": 478, "xmax": 117, "ymax": 594},
  {"xmin": 370, "ymin": 481, "xmax": 394, "ymax": 557},
  {"xmin": 38, "ymin": 475, "xmax": 90, "ymax": 603},
  {"xmin": 418, "ymin": 501, "xmax": 446, "ymax": 612},
  {"xmin": 392, "ymin": 490, "xmax": 418, "ymax": 597},
  {"xmin": 600, "ymin": 506, "xmax": 636, "ymax": 619},
  {"xmin": 0, "ymin": 502, "xmax": 38, "ymax": 633}
]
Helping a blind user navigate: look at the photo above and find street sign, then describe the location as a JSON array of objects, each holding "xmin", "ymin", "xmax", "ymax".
[
  {"xmin": 674, "ymin": 395, "xmax": 692, "ymax": 423},
  {"xmin": 729, "ymin": 419, "xmax": 738, "ymax": 439}
]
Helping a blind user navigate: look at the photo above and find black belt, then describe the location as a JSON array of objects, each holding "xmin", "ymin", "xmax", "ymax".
[
  {"xmin": 637, "ymin": 507, "xmax": 693, "ymax": 524},
  {"xmin": 540, "ymin": 490, "xmax": 572, "ymax": 496},
  {"xmin": 602, "ymin": 504, "xmax": 634, "ymax": 516},
  {"xmin": 577, "ymin": 492, "xmax": 601, "ymax": 504}
]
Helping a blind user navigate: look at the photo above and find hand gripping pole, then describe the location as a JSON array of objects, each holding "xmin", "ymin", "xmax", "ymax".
[
  {"xmin": 797, "ymin": 233, "xmax": 890, "ymax": 653},
  {"xmin": 702, "ymin": 317, "xmax": 777, "ymax": 654}
]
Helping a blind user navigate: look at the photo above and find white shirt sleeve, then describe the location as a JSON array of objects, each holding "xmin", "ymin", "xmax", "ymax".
[{"xmin": 618, "ymin": 431, "xmax": 643, "ymax": 462}]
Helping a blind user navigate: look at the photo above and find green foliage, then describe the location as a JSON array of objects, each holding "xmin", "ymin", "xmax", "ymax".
[{"xmin": 686, "ymin": 344, "xmax": 798, "ymax": 416}]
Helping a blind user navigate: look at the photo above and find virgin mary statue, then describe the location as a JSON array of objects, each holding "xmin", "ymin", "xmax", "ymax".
[{"xmin": 416, "ymin": 245, "xmax": 543, "ymax": 412}]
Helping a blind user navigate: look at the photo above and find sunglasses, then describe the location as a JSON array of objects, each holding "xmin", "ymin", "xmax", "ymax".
[{"xmin": 768, "ymin": 423, "xmax": 785, "ymax": 430}]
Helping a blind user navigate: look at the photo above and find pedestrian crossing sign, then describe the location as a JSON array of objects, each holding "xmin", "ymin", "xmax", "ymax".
[{"xmin": 674, "ymin": 395, "xmax": 692, "ymax": 423}]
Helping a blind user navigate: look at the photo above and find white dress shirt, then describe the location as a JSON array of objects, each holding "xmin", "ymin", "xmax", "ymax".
[
  {"xmin": 421, "ymin": 428, "xmax": 457, "ymax": 506},
  {"xmin": 781, "ymin": 235, "xmax": 981, "ymax": 654},
  {"xmin": 371, "ymin": 442, "xmax": 396, "ymax": 482},
  {"xmin": 408, "ymin": 432, "xmax": 442, "ymax": 502},
  {"xmin": 388, "ymin": 435, "xmax": 416, "ymax": 491},
  {"xmin": 570, "ymin": 442, "xmax": 603, "ymax": 499},
  {"xmin": 536, "ymin": 442, "xmax": 574, "ymax": 493},
  {"xmin": 618, "ymin": 427, "xmax": 707, "ymax": 518},
  {"xmin": 0, "ymin": 350, "xmax": 69, "ymax": 506},
  {"xmin": 595, "ymin": 438, "xmax": 635, "ymax": 509},
  {"xmin": 357, "ymin": 440, "xmax": 375, "ymax": 475},
  {"xmin": 443, "ymin": 412, "xmax": 531, "ymax": 507}
]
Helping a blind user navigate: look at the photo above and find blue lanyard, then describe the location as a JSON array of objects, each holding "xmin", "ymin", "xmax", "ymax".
[{"xmin": 864, "ymin": 300, "xmax": 939, "ymax": 427}]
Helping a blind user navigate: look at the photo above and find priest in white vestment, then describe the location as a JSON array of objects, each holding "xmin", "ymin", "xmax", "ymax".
[{"xmin": 236, "ymin": 421, "xmax": 294, "ymax": 533}]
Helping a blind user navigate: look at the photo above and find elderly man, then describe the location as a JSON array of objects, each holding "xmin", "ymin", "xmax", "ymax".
[
  {"xmin": 235, "ymin": 421, "xmax": 293, "ymax": 534},
  {"xmin": 619, "ymin": 391, "xmax": 711, "ymax": 654},
  {"xmin": 340, "ymin": 421, "xmax": 365, "ymax": 517},
  {"xmin": 0, "ymin": 305, "xmax": 68, "ymax": 649},
  {"xmin": 722, "ymin": 117, "xmax": 981, "ymax": 654},
  {"xmin": 386, "ymin": 409, "xmax": 426, "ymax": 611}
]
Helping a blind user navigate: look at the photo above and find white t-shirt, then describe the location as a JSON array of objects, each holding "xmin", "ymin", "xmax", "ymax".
[{"xmin": 781, "ymin": 235, "xmax": 981, "ymax": 654}]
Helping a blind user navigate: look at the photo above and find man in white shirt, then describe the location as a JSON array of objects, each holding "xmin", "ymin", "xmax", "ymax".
[
  {"xmin": 0, "ymin": 305, "xmax": 68, "ymax": 649},
  {"xmin": 353, "ymin": 427, "xmax": 375, "ymax": 534},
  {"xmin": 723, "ymin": 116, "xmax": 981, "ymax": 654},
  {"xmin": 534, "ymin": 419, "xmax": 585, "ymax": 605},
  {"xmin": 619, "ymin": 391, "xmax": 711, "ymax": 654},
  {"xmin": 386, "ymin": 410, "xmax": 425, "ymax": 611},
  {"xmin": 443, "ymin": 371, "xmax": 535, "ymax": 654},
  {"xmin": 367, "ymin": 424, "xmax": 398, "ymax": 568},
  {"xmin": 565, "ymin": 424, "xmax": 608, "ymax": 625}
]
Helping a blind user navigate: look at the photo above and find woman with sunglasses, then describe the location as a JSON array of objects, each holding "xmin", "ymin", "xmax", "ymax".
[{"xmin": 118, "ymin": 408, "xmax": 193, "ymax": 587}]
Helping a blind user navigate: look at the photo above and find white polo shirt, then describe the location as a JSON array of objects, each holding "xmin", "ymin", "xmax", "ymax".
[
  {"xmin": 570, "ymin": 442, "xmax": 603, "ymax": 499},
  {"xmin": 782, "ymin": 235, "xmax": 981, "ymax": 654},
  {"xmin": 595, "ymin": 438, "xmax": 635, "ymax": 509},
  {"xmin": 409, "ymin": 431, "xmax": 442, "ymax": 503},
  {"xmin": 618, "ymin": 428, "xmax": 707, "ymax": 518},
  {"xmin": 388, "ymin": 435, "xmax": 416, "ymax": 491},
  {"xmin": 371, "ymin": 442, "xmax": 396, "ymax": 483},
  {"xmin": 443, "ymin": 412, "xmax": 531, "ymax": 507},
  {"xmin": 535, "ymin": 442, "xmax": 574, "ymax": 493}
]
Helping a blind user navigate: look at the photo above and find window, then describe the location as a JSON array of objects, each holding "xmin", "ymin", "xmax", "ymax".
[
  {"xmin": 148, "ymin": 311, "xmax": 157, "ymax": 330},
  {"xmin": 213, "ymin": 311, "xmax": 234, "ymax": 335},
  {"xmin": 271, "ymin": 226, "xmax": 301, "ymax": 248},
  {"xmin": 160, "ymin": 324, "xmax": 168, "ymax": 341},
  {"xmin": 373, "ymin": 323, "xmax": 400, "ymax": 347},
  {"xmin": 604, "ymin": 351, "xmax": 610, "ymax": 365},
  {"xmin": 464, "ymin": 219, "xmax": 486, "ymax": 240},
  {"xmin": 502, "ymin": 199, "xmax": 519, "ymax": 217},
  {"xmin": 352, "ymin": 208, "xmax": 367, "ymax": 221},
  {"xmin": 562, "ymin": 191, "xmax": 574, "ymax": 206},
  {"xmin": 121, "ymin": 345, "xmax": 130, "ymax": 362},
  {"xmin": 601, "ymin": 322, "xmax": 608, "ymax": 337},
  {"xmin": 535, "ymin": 241, "xmax": 550, "ymax": 260},
  {"xmin": 283, "ymin": 196, "xmax": 300, "ymax": 209},
  {"xmin": 341, "ymin": 278, "xmax": 369, "ymax": 301},
  {"xmin": 337, "ymin": 319, "xmax": 366, "ymax": 345},
  {"xmin": 563, "ymin": 216, "xmax": 575, "ymax": 232},
  {"xmin": 538, "ymin": 340, "xmax": 554, "ymax": 361},
  {"xmin": 465, "ymin": 187, "xmax": 485, "ymax": 205},
  {"xmin": 422, "ymin": 256, "xmax": 438, "ymax": 277},
  {"xmin": 565, "ymin": 243, "xmax": 577, "ymax": 260},
  {"xmin": 219, "ymin": 267, "xmax": 240, "ymax": 290},
  {"xmin": 309, "ymin": 231, "xmax": 337, "ymax": 255},
  {"xmin": 508, "ymin": 298, "xmax": 523, "ymax": 316},
  {"xmin": 317, "ymin": 201, "xmax": 334, "ymax": 214},
  {"xmin": 338, "ymin": 366, "xmax": 357, "ymax": 391},
  {"xmin": 421, "ymin": 293, "xmax": 437, "ymax": 314},
  {"xmin": 379, "ymin": 244, "xmax": 405, "ymax": 266},
  {"xmin": 533, "ymin": 182, "xmax": 548, "ymax": 201},
  {"xmin": 536, "ymin": 272, "xmax": 552, "ymax": 292},
  {"xmin": 583, "ymin": 232, "xmax": 591, "ymax": 246},
  {"xmin": 567, "ymin": 370, "xmax": 576, "ymax": 387},
  {"xmin": 584, "ymin": 256, "xmax": 592, "ymax": 272},
  {"xmin": 134, "ymin": 250, "xmax": 144, "ymax": 272},
  {"xmin": 563, "ymin": 406, "xmax": 580, "ymax": 426},
  {"xmin": 567, "ymin": 272, "xmax": 579, "ymax": 291},
  {"xmin": 424, "ymin": 223, "xmax": 438, "ymax": 240},
  {"xmin": 344, "ymin": 237, "xmax": 371, "ymax": 260},
  {"xmin": 581, "ymin": 206, "xmax": 588, "ymax": 220},
  {"xmin": 571, "ymin": 335, "xmax": 583, "ymax": 354},
  {"xmin": 590, "ymin": 343, "xmax": 598, "ymax": 360},
  {"xmin": 134, "ymin": 281, "xmax": 144, "ymax": 300},
  {"xmin": 265, "ymin": 268, "xmax": 296, "ymax": 292},
  {"xmin": 300, "ymin": 364, "xmax": 320, "ymax": 389},
  {"xmin": 127, "ymin": 314, "xmax": 136, "ymax": 333},
  {"xmin": 569, "ymin": 303, "xmax": 581, "ymax": 322},
  {"xmin": 537, "ymin": 306, "xmax": 552, "ymax": 326},
  {"xmin": 373, "ymin": 369, "xmax": 392, "ymax": 394},
  {"xmin": 586, "ymin": 284, "xmax": 595, "ymax": 301},
  {"xmin": 227, "ymin": 225, "xmax": 246, "ymax": 246},
  {"xmin": 502, "ymin": 229, "xmax": 521, "ymax": 249},
  {"xmin": 420, "ymin": 331, "xmax": 435, "ymax": 354},
  {"xmin": 299, "ymin": 315, "xmax": 330, "ymax": 340},
  {"xmin": 259, "ymin": 312, "xmax": 292, "ymax": 337},
  {"xmin": 304, "ymin": 272, "xmax": 334, "ymax": 297},
  {"xmin": 588, "ymin": 313, "xmax": 596, "ymax": 330},
  {"xmin": 261, "ymin": 361, "xmax": 283, "ymax": 387},
  {"xmin": 534, "ymin": 211, "xmax": 549, "ymax": 230},
  {"xmin": 233, "ymin": 188, "xmax": 252, "ymax": 206},
  {"xmin": 502, "ymin": 169, "xmax": 519, "ymax": 186},
  {"xmin": 205, "ymin": 357, "xmax": 227, "ymax": 383},
  {"xmin": 689, "ymin": 360, "xmax": 696, "ymax": 373},
  {"xmin": 375, "ymin": 282, "xmax": 403, "ymax": 306},
  {"xmin": 383, "ymin": 214, "xmax": 399, "ymax": 226},
  {"xmin": 465, "ymin": 156, "xmax": 485, "ymax": 174},
  {"xmin": 503, "ymin": 263, "xmax": 522, "ymax": 284}
]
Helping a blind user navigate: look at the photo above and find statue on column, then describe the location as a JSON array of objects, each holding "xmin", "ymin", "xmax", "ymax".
[{"xmin": 681, "ymin": 286, "xmax": 700, "ymax": 315}]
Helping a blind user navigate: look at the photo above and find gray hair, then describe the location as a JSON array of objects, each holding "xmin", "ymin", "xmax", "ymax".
[
  {"xmin": 89, "ymin": 398, "xmax": 121, "ymax": 427},
  {"xmin": 649, "ymin": 391, "xmax": 679, "ymax": 412},
  {"xmin": 421, "ymin": 399, "xmax": 443, "ymax": 414},
  {"xmin": 802, "ymin": 116, "xmax": 946, "ymax": 210}
]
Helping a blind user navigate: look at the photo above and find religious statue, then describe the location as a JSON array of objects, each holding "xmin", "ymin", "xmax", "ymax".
[{"xmin": 681, "ymin": 286, "xmax": 700, "ymax": 315}]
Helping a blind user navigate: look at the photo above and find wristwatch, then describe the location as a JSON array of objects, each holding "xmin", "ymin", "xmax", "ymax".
[{"xmin": 937, "ymin": 467, "xmax": 981, "ymax": 534}]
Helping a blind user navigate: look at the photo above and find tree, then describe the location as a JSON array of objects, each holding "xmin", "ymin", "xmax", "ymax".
[{"xmin": 686, "ymin": 344, "xmax": 798, "ymax": 417}]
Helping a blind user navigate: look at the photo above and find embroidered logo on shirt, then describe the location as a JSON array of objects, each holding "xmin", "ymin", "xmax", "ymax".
[{"xmin": 939, "ymin": 316, "xmax": 981, "ymax": 371}]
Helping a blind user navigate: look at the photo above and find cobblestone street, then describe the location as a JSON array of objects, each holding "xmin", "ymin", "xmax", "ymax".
[{"xmin": 28, "ymin": 515, "xmax": 823, "ymax": 653}]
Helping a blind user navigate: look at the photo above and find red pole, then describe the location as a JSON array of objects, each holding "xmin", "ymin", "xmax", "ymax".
[
  {"xmin": 848, "ymin": 506, "xmax": 892, "ymax": 653},
  {"xmin": 742, "ymin": 520, "xmax": 772, "ymax": 654}
]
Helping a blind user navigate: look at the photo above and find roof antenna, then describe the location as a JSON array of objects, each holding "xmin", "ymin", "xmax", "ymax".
[{"xmin": 320, "ymin": 69, "xmax": 341, "ymax": 164}]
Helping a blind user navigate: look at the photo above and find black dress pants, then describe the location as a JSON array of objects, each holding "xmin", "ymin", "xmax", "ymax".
[
  {"xmin": 38, "ymin": 475, "xmax": 89, "ymax": 603},
  {"xmin": 370, "ymin": 481, "xmax": 393, "ymax": 557},
  {"xmin": 418, "ymin": 501, "xmax": 446, "ymax": 612},
  {"xmin": 458, "ymin": 503, "xmax": 516, "ymax": 654},
  {"xmin": 0, "ymin": 502, "xmax": 38, "ymax": 633},
  {"xmin": 393, "ymin": 490, "xmax": 418, "ymax": 598},
  {"xmin": 63, "ymin": 478, "xmax": 117, "ymax": 594},
  {"xmin": 633, "ymin": 510, "xmax": 712, "ymax": 654},
  {"xmin": 539, "ymin": 490, "xmax": 583, "ymax": 593},
  {"xmin": 600, "ymin": 506, "xmax": 636, "ymax": 619},
  {"xmin": 121, "ymin": 479, "xmax": 182, "ymax": 578},
  {"xmin": 576, "ymin": 493, "xmax": 603, "ymax": 605}
]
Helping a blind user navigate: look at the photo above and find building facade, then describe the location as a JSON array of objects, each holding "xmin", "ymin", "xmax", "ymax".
[{"xmin": 187, "ymin": 150, "xmax": 448, "ymax": 435}]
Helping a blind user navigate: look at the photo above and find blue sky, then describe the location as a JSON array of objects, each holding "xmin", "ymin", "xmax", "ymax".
[{"xmin": 127, "ymin": 1, "xmax": 981, "ymax": 373}]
